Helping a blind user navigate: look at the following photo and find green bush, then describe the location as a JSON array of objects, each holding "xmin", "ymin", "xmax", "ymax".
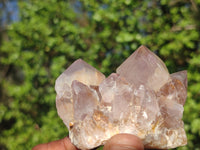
[{"xmin": 0, "ymin": 0, "xmax": 199, "ymax": 149}]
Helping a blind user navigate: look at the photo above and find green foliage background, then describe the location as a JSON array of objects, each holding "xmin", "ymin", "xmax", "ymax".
[{"xmin": 0, "ymin": 0, "xmax": 200, "ymax": 149}]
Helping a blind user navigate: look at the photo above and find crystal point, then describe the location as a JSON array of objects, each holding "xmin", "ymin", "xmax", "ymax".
[
  {"xmin": 56, "ymin": 46, "xmax": 187, "ymax": 149},
  {"xmin": 55, "ymin": 59, "xmax": 105, "ymax": 97},
  {"xmin": 72, "ymin": 80, "xmax": 98, "ymax": 121},
  {"xmin": 55, "ymin": 59, "xmax": 105, "ymax": 128},
  {"xmin": 116, "ymin": 45, "xmax": 169, "ymax": 91},
  {"xmin": 171, "ymin": 70, "xmax": 187, "ymax": 89}
]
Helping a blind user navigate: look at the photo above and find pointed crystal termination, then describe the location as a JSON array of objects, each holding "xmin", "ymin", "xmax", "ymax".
[
  {"xmin": 170, "ymin": 70, "xmax": 187, "ymax": 89},
  {"xmin": 116, "ymin": 45, "xmax": 169, "ymax": 91},
  {"xmin": 55, "ymin": 59, "xmax": 105, "ymax": 97},
  {"xmin": 99, "ymin": 73, "xmax": 134, "ymax": 121},
  {"xmin": 72, "ymin": 80, "xmax": 98, "ymax": 121},
  {"xmin": 170, "ymin": 70, "xmax": 187, "ymax": 105},
  {"xmin": 55, "ymin": 46, "xmax": 187, "ymax": 150},
  {"xmin": 55, "ymin": 59, "xmax": 105, "ymax": 128},
  {"xmin": 158, "ymin": 70, "xmax": 187, "ymax": 105}
]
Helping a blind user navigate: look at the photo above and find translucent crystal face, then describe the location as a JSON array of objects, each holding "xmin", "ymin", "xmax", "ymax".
[
  {"xmin": 55, "ymin": 59, "xmax": 105, "ymax": 128},
  {"xmin": 116, "ymin": 45, "xmax": 170, "ymax": 91},
  {"xmin": 55, "ymin": 45, "xmax": 187, "ymax": 149}
]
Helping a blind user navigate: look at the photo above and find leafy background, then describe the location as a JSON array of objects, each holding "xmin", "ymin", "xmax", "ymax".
[{"xmin": 0, "ymin": 0, "xmax": 200, "ymax": 149}]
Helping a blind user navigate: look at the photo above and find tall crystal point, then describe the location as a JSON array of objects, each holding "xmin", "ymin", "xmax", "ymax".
[
  {"xmin": 55, "ymin": 59, "xmax": 105, "ymax": 128},
  {"xmin": 117, "ymin": 45, "xmax": 170, "ymax": 91},
  {"xmin": 55, "ymin": 45, "xmax": 187, "ymax": 149}
]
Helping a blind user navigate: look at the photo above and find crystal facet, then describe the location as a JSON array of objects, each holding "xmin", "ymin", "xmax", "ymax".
[
  {"xmin": 72, "ymin": 80, "xmax": 99, "ymax": 121},
  {"xmin": 116, "ymin": 45, "xmax": 170, "ymax": 91},
  {"xmin": 55, "ymin": 59, "xmax": 105, "ymax": 128},
  {"xmin": 56, "ymin": 46, "xmax": 187, "ymax": 149}
]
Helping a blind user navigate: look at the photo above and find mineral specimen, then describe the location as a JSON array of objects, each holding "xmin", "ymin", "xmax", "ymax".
[{"xmin": 55, "ymin": 45, "xmax": 187, "ymax": 149}]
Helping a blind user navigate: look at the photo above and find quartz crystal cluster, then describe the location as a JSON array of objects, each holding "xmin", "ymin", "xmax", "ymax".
[{"xmin": 55, "ymin": 45, "xmax": 187, "ymax": 149}]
